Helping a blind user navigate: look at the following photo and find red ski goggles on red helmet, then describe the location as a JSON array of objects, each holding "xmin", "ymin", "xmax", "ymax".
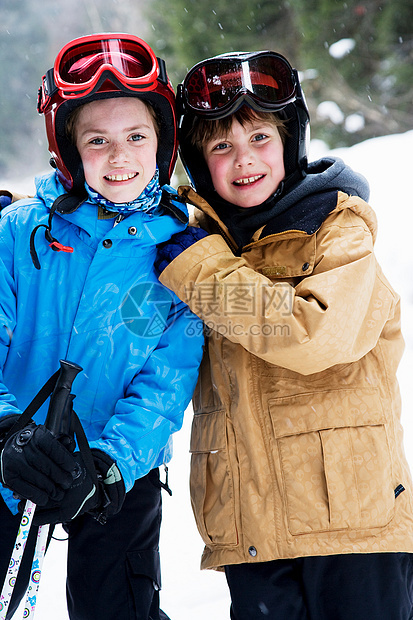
[
  {"xmin": 38, "ymin": 33, "xmax": 163, "ymax": 110},
  {"xmin": 180, "ymin": 51, "xmax": 297, "ymax": 118}
]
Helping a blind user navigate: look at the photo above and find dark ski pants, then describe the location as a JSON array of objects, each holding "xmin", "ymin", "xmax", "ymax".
[
  {"xmin": 225, "ymin": 553, "xmax": 413, "ymax": 620},
  {"xmin": 0, "ymin": 468, "xmax": 170, "ymax": 620}
]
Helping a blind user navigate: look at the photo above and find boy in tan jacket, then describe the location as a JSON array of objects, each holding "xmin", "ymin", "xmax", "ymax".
[{"xmin": 156, "ymin": 51, "xmax": 413, "ymax": 619}]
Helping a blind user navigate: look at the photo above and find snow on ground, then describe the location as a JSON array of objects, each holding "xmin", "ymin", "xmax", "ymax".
[{"xmin": 3, "ymin": 129, "xmax": 413, "ymax": 619}]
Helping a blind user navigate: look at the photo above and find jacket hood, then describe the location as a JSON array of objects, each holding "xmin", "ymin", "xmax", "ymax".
[
  {"xmin": 35, "ymin": 170, "xmax": 66, "ymax": 206},
  {"xmin": 277, "ymin": 156, "xmax": 370, "ymax": 209}
]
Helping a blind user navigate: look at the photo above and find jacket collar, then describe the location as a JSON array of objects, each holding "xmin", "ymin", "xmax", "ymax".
[{"xmin": 34, "ymin": 172, "xmax": 190, "ymax": 245}]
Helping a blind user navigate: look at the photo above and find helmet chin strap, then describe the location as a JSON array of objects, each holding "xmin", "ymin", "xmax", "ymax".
[{"xmin": 53, "ymin": 192, "xmax": 87, "ymax": 214}]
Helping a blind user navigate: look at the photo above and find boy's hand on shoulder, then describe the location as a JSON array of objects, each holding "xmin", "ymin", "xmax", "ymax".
[
  {"xmin": 156, "ymin": 226, "xmax": 208, "ymax": 273},
  {"xmin": 0, "ymin": 193, "xmax": 12, "ymax": 211},
  {"xmin": 0, "ymin": 190, "xmax": 31, "ymax": 211}
]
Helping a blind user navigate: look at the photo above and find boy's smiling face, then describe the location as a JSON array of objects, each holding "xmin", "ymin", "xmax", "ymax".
[
  {"xmin": 75, "ymin": 97, "xmax": 158, "ymax": 204},
  {"xmin": 202, "ymin": 116, "xmax": 285, "ymax": 209}
]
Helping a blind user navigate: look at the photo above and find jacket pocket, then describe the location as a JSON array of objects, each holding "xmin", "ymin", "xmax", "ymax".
[
  {"xmin": 190, "ymin": 409, "xmax": 238, "ymax": 547},
  {"xmin": 269, "ymin": 388, "xmax": 394, "ymax": 535},
  {"xmin": 126, "ymin": 549, "xmax": 161, "ymax": 614}
]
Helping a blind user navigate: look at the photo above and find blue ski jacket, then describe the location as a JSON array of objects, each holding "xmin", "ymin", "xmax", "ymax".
[{"xmin": 0, "ymin": 171, "xmax": 204, "ymax": 513}]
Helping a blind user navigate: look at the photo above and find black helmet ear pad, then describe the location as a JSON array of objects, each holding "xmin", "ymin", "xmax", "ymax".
[
  {"xmin": 178, "ymin": 112, "xmax": 215, "ymax": 197},
  {"xmin": 54, "ymin": 98, "xmax": 86, "ymax": 195},
  {"xmin": 277, "ymin": 100, "xmax": 309, "ymax": 181}
]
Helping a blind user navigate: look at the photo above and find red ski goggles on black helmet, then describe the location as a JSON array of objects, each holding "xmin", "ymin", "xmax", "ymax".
[
  {"xmin": 180, "ymin": 51, "xmax": 297, "ymax": 119},
  {"xmin": 38, "ymin": 33, "xmax": 164, "ymax": 110}
]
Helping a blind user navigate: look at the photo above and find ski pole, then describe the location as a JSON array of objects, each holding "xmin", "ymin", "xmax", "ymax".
[
  {"xmin": 0, "ymin": 500, "xmax": 36, "ymax": 620},
  {"xmin": 22, "ymin": 391, "xmax": 76, "ymax": 619},
  {"xmin": 0, "ymin": 360, "xmax": 82, "ymax": 620},
  {"xmin": 21, "ymin": 516, "xmax": 49, "ymax": 618}
]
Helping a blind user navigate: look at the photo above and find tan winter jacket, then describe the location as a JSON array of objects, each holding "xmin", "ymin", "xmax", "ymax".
[{"xmin": 160, "ymin": 186, "xmax": 413, "ymax": 571}]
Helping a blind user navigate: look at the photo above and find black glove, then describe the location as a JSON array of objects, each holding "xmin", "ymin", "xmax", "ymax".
[
  {"xmin": 0, "ymin": 422, "xmax": 77, "ymax": 505},
  {"xmin": 30, "ymin": 449, "xmax": 125, "ymax": 526},
  {"xmin": 30, "ymin": 451, "xmax": 97, "ymax": 525},
  {"xmin": 0, "ymin": 414, "xmax": 21, "ymax": 450},
  {"xmin": 155, "ymin": 226, "xmax": 209, "ymax": 273},
  {"xmin": 91, "ymin": 449, "xmax": 126, "ymax": 522}
]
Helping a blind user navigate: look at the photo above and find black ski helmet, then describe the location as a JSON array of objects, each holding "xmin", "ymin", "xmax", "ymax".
[
  {"xmin": 176, "ymin": 50, "xmax": 310, "ymax": 197},
  {"xmin": 38, "ymin": 33, "xmax": 177, "ymax": 196}
]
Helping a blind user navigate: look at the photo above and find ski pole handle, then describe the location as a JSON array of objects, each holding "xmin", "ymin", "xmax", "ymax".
[{"xmin": 44, "ymin": 359, "xmax": 82, "ymax": 436}]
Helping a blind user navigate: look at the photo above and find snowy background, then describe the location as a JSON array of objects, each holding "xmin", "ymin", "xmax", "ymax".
[{"xmin": 4, "ymin": 128, "xmax": 413, "ymax": 618}]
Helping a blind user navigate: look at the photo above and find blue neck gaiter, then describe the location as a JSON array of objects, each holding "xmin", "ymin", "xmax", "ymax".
[{"xmin": 85, "ymin": 167, "xmax": 163, "ymax": 215}]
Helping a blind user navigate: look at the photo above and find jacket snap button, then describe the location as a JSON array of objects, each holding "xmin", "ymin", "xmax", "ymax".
[
  {"xmin": 102, "ymin": 239, "xmax": 112, "ymax": 248},
  {"xmin": 302, "ymin": 262, "xmax": 310, "ymax": 271},
  {"xmin": 248, "ymin": 546, "xmax": 257, "ymax": 557},
  {"xmin": 128, "ymin": 226, "xmax": 137, "ymax": 236}
]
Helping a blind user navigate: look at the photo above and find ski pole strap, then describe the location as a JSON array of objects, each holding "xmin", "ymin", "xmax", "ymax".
[
  {"xmin": 71, "ymin": 411, "xmax": 100, "ymax": 493},
  {"xmin": 71, "ymin": 410, "xmax": 118, "ymax": 524},
  {"xmin": 1, "ymin": 369, "xmax": 61, "ymax": 444}
]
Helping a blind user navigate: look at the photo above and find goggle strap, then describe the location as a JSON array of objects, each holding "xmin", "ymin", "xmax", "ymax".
[
  {"xmin": 44, "ymin": 68, "xmax": 58, "ymax": 98},
  {"xmin": 37, "ymin": 68, "xmax": 56, "ymax": 113},
  {"xmin": 157, "ymin": 57, "xmax": 168, "ymax": 85},
  {"xmin": 176, "ymin": 84, "xmax": 186, "ymax": 122}
]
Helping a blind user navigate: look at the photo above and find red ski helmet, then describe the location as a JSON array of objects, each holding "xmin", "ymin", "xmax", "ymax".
[{"xmin": 38, "ymin": 33, "xmax": 177, "ymax": 193}]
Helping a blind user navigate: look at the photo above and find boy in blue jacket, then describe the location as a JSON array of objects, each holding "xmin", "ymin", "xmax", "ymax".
[{"xmin": 0, "ymin": 33, "xmax": 203, "ymax": 620}]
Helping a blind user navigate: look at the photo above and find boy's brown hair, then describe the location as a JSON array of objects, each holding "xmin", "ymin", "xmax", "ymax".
[{"xmin": 189, "ymin": 106, "xmax": 288, "ymax": 154}]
